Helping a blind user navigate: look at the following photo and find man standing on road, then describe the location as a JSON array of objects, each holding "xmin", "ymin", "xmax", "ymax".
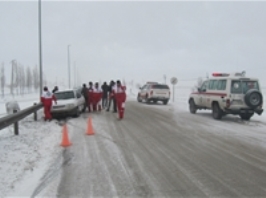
[
  {"xmin": 112, "ymin": 80, "xmax": 126, "ymax": 119},
  {"xmin": 81, "ymin": 83, "xmax": 88, "ymax": 113},
  {"xmin": 87, "ymin": 82, "xmax": 94, "ymax": 112},
  {"xmin": 106, "ymin": 80, "xmax": 117, "ymax": 112},
  {"xmin": 101, "ymin": 82, "xmax": 109, "ymax": 109},
  {"xmin": 41, "ymin": 86, "xmax": 57, "ymax": 121}
]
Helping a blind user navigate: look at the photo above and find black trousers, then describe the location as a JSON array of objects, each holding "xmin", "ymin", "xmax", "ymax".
[
  {"xmin": 107, "ymin": 97, "xmax": 117, "ymax": 112},
  {"xmin": 82, "ymin": 98, "xmax": 88, "ymax": 112},
  {"xmin": 102, "ymin": 97, "xmax": 108, "ymax": 108}
]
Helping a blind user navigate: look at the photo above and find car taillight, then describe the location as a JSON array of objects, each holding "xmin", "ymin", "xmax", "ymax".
[{"xmin": 226, "ymin": 99, "xmax": 230, "ymax": 108}]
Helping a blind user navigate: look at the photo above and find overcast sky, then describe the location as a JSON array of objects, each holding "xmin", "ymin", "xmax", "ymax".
[{"xmin": 1, "ymin": 1, "xmax": 266, "ymax": 87}]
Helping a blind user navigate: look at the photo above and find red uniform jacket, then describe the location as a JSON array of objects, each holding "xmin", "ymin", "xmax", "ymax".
[
  {"xmin": 92, "ymin": 87, "xmax": 103, "ymax": 104},
  {"xmin": 112, "ymin": 85, "xmax": 126, "ymax": 103},
  {"xmin": 41, "ymin": 91, "xmax": 56, "ymax": 106}
]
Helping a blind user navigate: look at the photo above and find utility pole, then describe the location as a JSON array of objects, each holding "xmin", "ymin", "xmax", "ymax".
[
  {"xmin": 164, "ymin": 75, "xmax": 166, "ymax": 84},
  {"xmin": 38, "ymin": 0, "xmax": 43, "ymax": 96},
  {"xmin": 67, "ymin": 45, "xmax": 71, "ymax": 88}
]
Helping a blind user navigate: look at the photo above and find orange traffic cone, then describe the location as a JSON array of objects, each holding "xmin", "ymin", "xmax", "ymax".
[
  {"xmin": 86, "ymin": 117, "xmax": 95, "ymax": 135},
  {"xmin": 60, "ymin": 124, "xmax": 72, "ymax": 147}
]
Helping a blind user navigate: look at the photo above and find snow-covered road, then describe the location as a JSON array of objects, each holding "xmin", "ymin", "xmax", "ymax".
[
  {"xmin": 1, "ymin": 88, "xmax": 266, "ymax": 197},
  {"xmin": 41, "ymin": 100, "xmax": 266, "ymax": 197}
]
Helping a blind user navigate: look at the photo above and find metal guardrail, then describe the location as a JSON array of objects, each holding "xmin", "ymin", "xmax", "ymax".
[{"xmin": 0, "ymin": 103, "xmax": 43, "ymax": 134}]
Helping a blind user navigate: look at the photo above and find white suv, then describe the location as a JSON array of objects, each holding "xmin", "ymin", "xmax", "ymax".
[
  {"xmin": 137, "ymin": 82, "xmax": 170, "ymax": 105},
  {"xmin": 188, "ymin": 72, "xmax": 263, "ymax": 120},
  {"xmin": 51, "ymin": 87, "xmax": 85, "ymax": 118}
]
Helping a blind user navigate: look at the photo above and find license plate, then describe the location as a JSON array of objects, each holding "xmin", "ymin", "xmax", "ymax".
[{"xmin": 232, "ymin": 100, "xmax": 243, "ymax": 105}]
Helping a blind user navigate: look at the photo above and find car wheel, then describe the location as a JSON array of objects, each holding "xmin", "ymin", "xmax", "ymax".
[
  {"xmin": 212, "ymin": 103, "xmax": 223, "ymax": 120},
  {"xmin": 137, "ymin": 94, "xmax": 142, "ymax": 102},
  {"xmin": 163, "ymin": 100, "xmax": 168, "ymax": 105},
  {"xmin": 189, "ymin": 99, "xmax": 197, "ymax": 114},
  {"xmin": 244, "ymin": 89, "xmax": 263, "ymax": 108},
  {"xmin": 145, "ymin": 95, "xmax": 150, "ymax": 104},
  {"xmin": 74, "ymin": 107, "xmax": 80, "ymax": 117},
  {"xmin": 240, "ymin": 113, "xmax": 254, "ymax": 121}
]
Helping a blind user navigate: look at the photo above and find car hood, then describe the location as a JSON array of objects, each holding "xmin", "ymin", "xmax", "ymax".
[{"xmin": 54, "ymin": 99, "xmax": 76, "ymax": 105}]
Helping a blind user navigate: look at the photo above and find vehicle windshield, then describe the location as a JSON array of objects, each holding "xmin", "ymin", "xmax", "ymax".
[
  {"xmin": 54, "ymin": 91, "xmax": 75, "ymax": 100},
  {"xmin": 231, "ymin": 80, "xmax": 259, "ymax": 94},
  {"xmin": 152, "ymin": 84, "xmax": 169, "ymax": 89}
]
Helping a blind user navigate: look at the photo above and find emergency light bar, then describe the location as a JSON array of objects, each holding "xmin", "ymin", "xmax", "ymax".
[
  {"xmin": 212, "ymin": 71, "xmax": 246, "ymax": 77},
  {"xmin": 212, "ymin": 73, "xmax": 229, "ymax": 77}
]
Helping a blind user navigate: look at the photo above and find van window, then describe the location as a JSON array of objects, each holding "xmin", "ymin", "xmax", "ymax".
[
  {"xmin": 200, "ymin": 81, "xmax": 209, "ymax": 91},
  {"xmin": 208, "ymin": 80, "xmax": 226, "ymax": 90},
  {"xmin": 231, "ymin": 80, "xmax": 259, "ymax": 94},
  {"xmin": 217, "ymin": 80, "xmax": 227, "ymax": 90},
  {"xmin": 208, "ymin": 80, "xmax": 217, "ymax": 90}
]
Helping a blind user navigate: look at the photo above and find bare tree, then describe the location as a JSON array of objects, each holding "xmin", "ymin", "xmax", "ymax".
[
  {"xmin": 10, "ymin": 60, "xmax": 16, "ymax": 95},
  {"xmin": 18, "ymin": 64, "xmax": 26, "ymax": 95},
  {"xmin": 26, "ymin": 66, "xmax": 32, "ymax": 93},
  {"xmin": 32, "ymin": 65, "xmax": 39, "ymax": 92},
  {"xmin": 17, "ymin": 64, "xmax": 21, "ymax": 95},
  {"xmin": 15, "ymin": 61, "xmax": 19, "ymax": 95},
  {"xmin": 1, "ymin": 63, "xmax": 5, "ymax": 97}
]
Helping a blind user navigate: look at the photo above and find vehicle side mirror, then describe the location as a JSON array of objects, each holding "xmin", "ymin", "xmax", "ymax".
[
  {"xmin": 202, "ymin": 89, "xmax": 206, "ymax": 92},
  {"xmin": 197, "ymin": 87, "xmax": 201, "ymax": 92}
]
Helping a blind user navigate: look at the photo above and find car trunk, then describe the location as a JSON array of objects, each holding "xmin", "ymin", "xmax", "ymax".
[{"xmin": 150, "ymin": 85, "xmax": 170, "ymax": 98}]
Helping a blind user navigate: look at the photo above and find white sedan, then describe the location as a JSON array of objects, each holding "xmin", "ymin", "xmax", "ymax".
[{"xmin": 51, "ymin": 88, "xmax": 85, "ymax": 118}]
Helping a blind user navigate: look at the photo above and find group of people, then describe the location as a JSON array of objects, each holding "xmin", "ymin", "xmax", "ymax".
[
  {"xmin": 81, "ymin": 80, "xmax": 127, "ymax": 119},
  {"xmin": 40, "ymin": 80, "xmax": 127, "ymax": 121}
]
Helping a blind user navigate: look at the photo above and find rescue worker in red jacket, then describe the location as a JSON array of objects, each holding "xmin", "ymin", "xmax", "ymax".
[
  {"xmin": 112, "ymin": 80, "xmax": 126, "ymax": 119},
  {"xmin": 92, "ymin": 82, "xmax": 103, "ymax": 111},
  {"xmin": 41, "ymin": 86, "xmax": 57, "ymax": 121}
]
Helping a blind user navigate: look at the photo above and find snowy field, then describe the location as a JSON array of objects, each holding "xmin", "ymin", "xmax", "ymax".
[{"xmin": 0, "ymin": 86, "xmax": 265, "ymax": 197}]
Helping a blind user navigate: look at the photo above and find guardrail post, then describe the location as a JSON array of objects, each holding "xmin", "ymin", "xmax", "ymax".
[
  {"xmin": 33, "ymin": 103, "xmax": 37, "ymax": 121},
  {"xmin": 13, "ymin": 110, "xmax": 19, "ymax": 135}
]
